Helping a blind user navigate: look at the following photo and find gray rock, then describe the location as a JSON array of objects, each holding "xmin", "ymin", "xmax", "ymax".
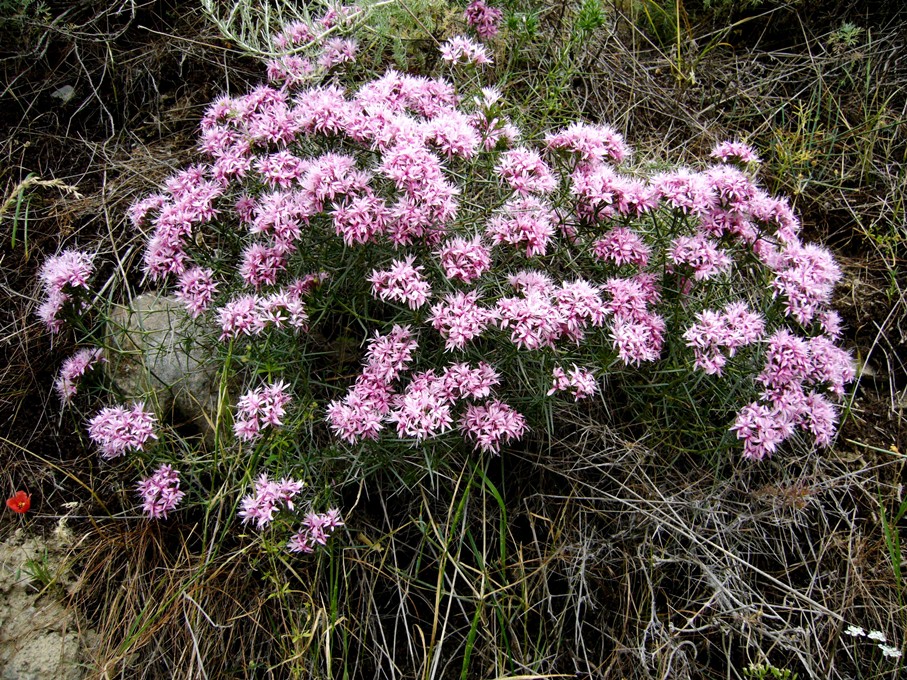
[{"xmin": 105, "ymin": 293, "xmax": 223, "ymax": 444}]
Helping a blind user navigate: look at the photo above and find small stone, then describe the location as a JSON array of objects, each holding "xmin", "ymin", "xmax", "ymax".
[
  {"xmin": 50, "ymin": 85, "xmax": 75, "ymax": 103},
  {"xmin": 105, "ymin": 293, "xmax": 225, "ymax": 445}
]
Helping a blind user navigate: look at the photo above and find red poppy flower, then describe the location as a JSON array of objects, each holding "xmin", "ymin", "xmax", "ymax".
[{"xmin": 6, "ymin": 491, "xmax": 31, "ymax": 514}]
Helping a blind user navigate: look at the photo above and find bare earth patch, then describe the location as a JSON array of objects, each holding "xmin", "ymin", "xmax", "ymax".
[{"xmin": 0, "ymin": 528, "xmax": 96, "ymax": 680}]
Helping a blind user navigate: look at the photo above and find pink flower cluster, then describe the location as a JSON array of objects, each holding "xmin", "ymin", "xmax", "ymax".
[
  {"xmin": 571, "ymin": 166, "xmax": 656, "ymax": 221},
  {"xmin": 548, "ymin": 365, "xmax": 598, "ymax": 401},
  {"xmin": 267, "ymin": 6, "xmax": 363, "ymax": 85},
  {"xmin": 368, "ymin": 256, "xmax": 432, "ymax": 309},
  {"xmin": 496, "ymin": 148, "xmax": 557, "ymax": 196},
  {"xmin": 136, "ymin": 464, "xmax": 185, "ymax": 519},
  {"xmin": 546, "ymin": 122, "xmax": 630, "ymax": 166},
  {"xmin": 106, "ymin": 27, "xmax": 855, "ymax": 467},
  {"xmin": 710, "ymin": 140, "xmax": 761, "ymax": 165},
  {"xmin": 440, "ymin": 36, "xmax": 492, "ymax": 66},
  {"xmin": 496, "ymin": 272, "xmax": 607, "ymax": 350},
  {"xmin": 429, "ymin": 291, "xmax": 497, "ymax": 350},
  {"xmin": 234, "ymin": 380, "xmax": 292, "ymax": 441},
  {"xmin": 769, "ymin": 241, "xmax": 842, "ymax": 325},
  {"xmin": 464, "ymin": 0, "xmax": 503, "ymax": 39},
  {"xmin": 36, "ymin": 249, "xmax": 94, "ymax": 333},
  {"xmin": 486, "ymin": 196, "xmax": 557, "ymax": 257},
  {"xmin": 386, "ymin": 363, "xmax": 500, "ymax": 441},
  {"xmin": 601, "ymin": 276, "xmax": 665, "ymax": 366},
  {"xmin": 288, "ymin": 509, "xmax": 344, "ymax": 553},
  {"xmin": 55, "ymin": 348, "xmax": 105, "ymax": 404},
  {"xmin": 88, "ymin": 403, "xmax": 158, "ymax": 459},
  {"xmin": 669, "ymin": 232, "xmax": 733, "ymax": 281},
  {"xmin": 327, "ymin": 325, "xmax": 418, "ymax": 443},
  {"xmin": 175, "ymin": 267, "xmax": 218, "ymax": 317},
  {"xmin": 218, "ymin": 281, "xmax": 314, "ymax": 340},
  {"xmin": 732, "ymin": 329, "xmax": 855, "ymax": 459},
  {"xmin": 459, "ymin": 400, "xmax": 527, "ymax": 454},
  {"xmin": 239, "ymin": 473, "xmax": 304, "ymax": 529},
  {"xmin": 327, "ymin": 324, "xmax": 520, "ymax": 452},
  {"xmin": 470, "ymin": 87, "xmax": 520, "ymax": 151},
  {"xmin": 135, "ymin": 166, "xmax": 223, "ymax": 281},
  {"xmin": 683, "ymin": 302, "xmax": 765, "ymax": 375},
  {"xmin": 593, "ymin": 227, "xmax": 651, "ymax": 268},
  {"xmin": 436, "ymin": 235, "xmax": 491, "ymax": 283}
]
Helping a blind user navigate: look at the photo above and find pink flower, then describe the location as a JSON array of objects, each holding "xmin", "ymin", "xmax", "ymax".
[
  {"xmin": 387, "ymin": 371, "xmax": 453, "ymax": 440},
  {"xmin": 548, "ymin": 365, "xmax": 598, "ymax": 401},
  {"xmin": 806, "ymin": 336, "xmax": 854, "ymax": 397},
  {"xmin": 128, "ymin": 194, "xmax": 167, "ymax": 229},
  {"xmin": 610, "ymin": 313, "xmax": 665, "ymax": 366},
  {"xmin": 555, "ymin": 279, "xmax": 606, "ymax": 342},
  {"xmin": 440, "ymin": 35, "xmax": 492, "ymax": 66},
  {"xmin": 317, "ymin": 38, "xmax": 357, "ymax": 69},
  {"xmin": 683, "ymin": 303, "xmax": 765, "ymax": 376},
  {"xmin": 175, "ymin": 267, "xmax": 218, "ymax": 318},
  {"xmin": 424, "ymin": 111, "xmax": 481, "ymax": 159},
  {"xmin": 441, "ymin": 362, "xmax": 500, "ymax": 400},
  {"xmin": 459, "ymin": 400, "xmax": 527, "ymax": 454},
  {"xmin": 39, "ymin": 249, "xmax": 94, "ymax": 294},
  {"xmin": 437, "ymin": 235, "xmax": 491, "ymax": 283},
  {"xmin": 508, "ymin": 270, "xmax": 556, "ymax": 296},
  {"xmin": 651, "ymin": 169, "xmax": 715, "ymax": 215},
  {"xmin": 362, "ymin": 325, "xmax": 418, "ymax": 383},
  {"xmin": 137, "ymin": 464, "xmax": 185, "ymax": 519},
  {"xmin": 593, "ymin": 227, "xmax": 650, "ymax": 267},
  {"xmin": 326, "ymin": 326, "xmax": 418, "ymax": 444},
  {"xmin": 668, "ymin": 233, "xmax": 732, "ymax": 281},
  {"xmin": 88, "ymin": 403, "xmax": 158, "ymax": 459},
  {"xmin": 368, "ymin": 256, "xmax": 432, "ymax": 310},
  {"xmin": 218, "ymin": 295, "xmax": 265, "ymax": 340},
  {"xmin": 486, "ymin": 196, "xmax": 557, "ymax": 257},
  {"xmin": 429, "ymin": 291, "xmax": 497, "ymax": 350},
  {"xmin": 496, "ymin": 291, "xmax": 564, "ymax": 350},
  {"xmin": 251, "ymin": 190, "xmax": 312, "ymax": 246},
  {"xmin": 332, "ymin": 193, "xmax": 390, "ymax": 245},
  {"xmin": 295, "ymin": 86, "xmax": 353, "ymax": 137},
  {"xmin": 464, "ymin": 0, "xmax": 503, "ymax": 39},
  {"xmin": 732, "ymin": 402, "xmax": 795, "ymax": 461},
  {"xmin": 379, "ymin": 144, "xmax": 445, "ymax": 195},
  {"xmin": 266, "ymin": 56, "xmax": 316, "ymax": 88},
  {"xmin": 288, "ymin": 508, "xmax": 343, "ymax": 553},
  {"xmin": 326, "ymin": 390, "xmax": 386, "ymax": 443},
  {"xmin": 747, "ymin": 192, "xmax": 799, "ymax": 244},
  {"xmin": 255, "ymin": 151, "xmax": 307, "ymax": 188},
  {"xmin": 55, "ymin": 348, "xmax": 105, "ymax": 404},
  {"xmin": 570, "ymin": 167, "xmax": 656, "ymax": 220},
  {"xmin": 546, "ymin": 122, "xmax": 630, "ymax": 165},
  {"xmin": 757, "ymin": 329, "xmax": 811, "ymax": 390},
  {"xmin": 801, "ymin": 392, "xmax": 838, "ymax": 447},
  {"xmin": 706, "ymin": 165, "xmax": 757, "ymax": 210},
  {"xmin": 143, "ymin": 230, "xmax": 188, "ymax": 281},
  {"xmin": 496, "ymin": 148, "xmax": 557, "ymax": 196},
  {"xmin": 234, "ymin": 380, "xmax": 292, "ymax": 442},
  {"xmin": 769, "ymin": 241, "xmax": 842, "ymax": 325},
  {"xmin": 602, "ymin": 276, "xmax": 656, "ymax": 323},
  {"xmin": 36, "ymin": 249, "xmax": 94, "ymax": 332},
  {"xmin": 710, "ymin": 140, "xmax": 761, "ymax": 165},
  {"xmin": 240, "ymin": 243, "xmax": 287, "ymax": 288},
  {"xmin": 239, "ymin": 472, "xmax": 305, "ymax": 529}
]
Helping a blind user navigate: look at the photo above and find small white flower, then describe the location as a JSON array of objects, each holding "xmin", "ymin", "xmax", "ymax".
[
  {"xmin": 868, "ymin": 630, "xmax": 887, "ymax": 642},
  {"xmin": 878, "ymin": 643, "xmax": 902, "ymax": 659},
  {"xmin": 844, "ymin": 625, "xmax": 865, "ymax": 637}
]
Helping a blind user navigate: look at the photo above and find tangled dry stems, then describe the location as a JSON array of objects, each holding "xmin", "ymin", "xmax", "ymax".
[{"xmin": 1, "ymin": 1, "xmax": 905, "ymax": 678}]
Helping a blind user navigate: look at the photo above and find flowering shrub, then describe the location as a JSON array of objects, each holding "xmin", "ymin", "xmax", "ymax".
[{"xmin": 37, "ymin": 1, "xmax": 854, "ymax": 552}]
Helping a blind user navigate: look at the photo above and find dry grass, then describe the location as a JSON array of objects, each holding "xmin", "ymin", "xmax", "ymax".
[{"xmin": 1, "ymin": 1, "xmax": 905, "ymax": 678}]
